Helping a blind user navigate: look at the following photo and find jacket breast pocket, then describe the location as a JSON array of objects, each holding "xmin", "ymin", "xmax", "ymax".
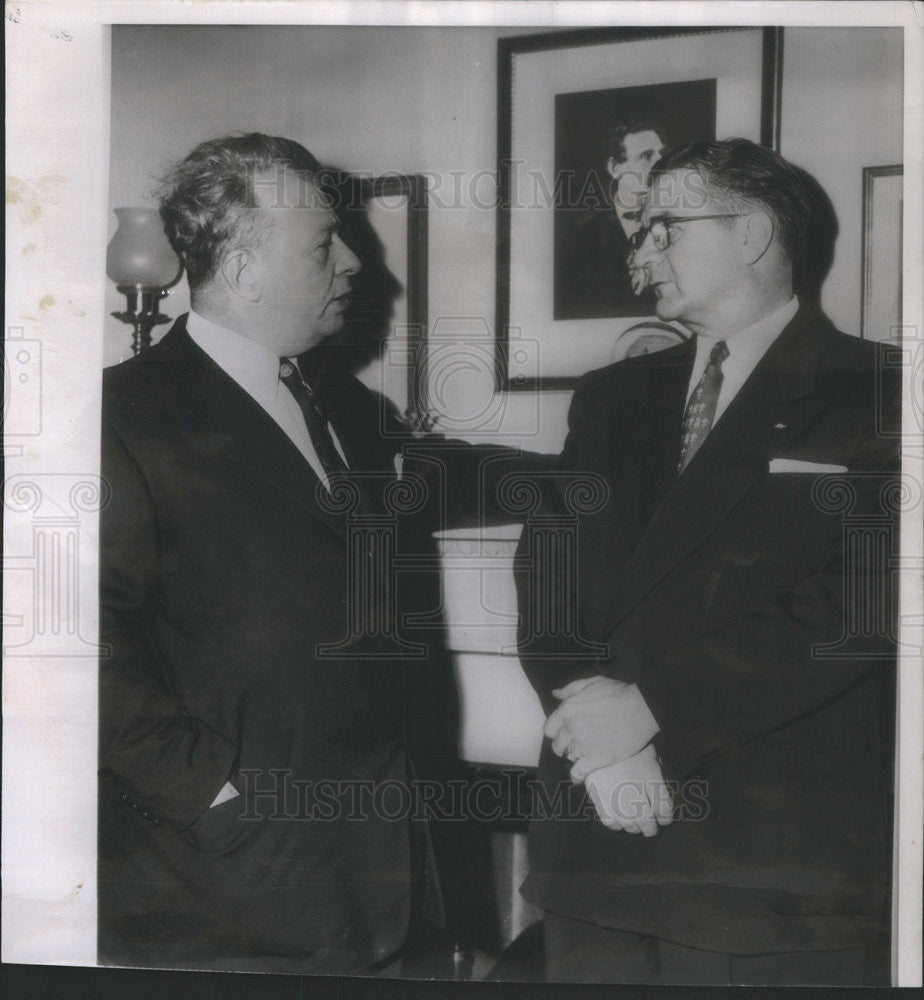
[
  {"xmin": 751, "ymin": 472, "xmax": 845, "ymax": 585},
  {"xmin": 182, "ymin": 793, "xmax": 253, "ymax": 856},
  {"xmin": 703, "ymin": 473, "xmax": 837, "ymax": 632}
]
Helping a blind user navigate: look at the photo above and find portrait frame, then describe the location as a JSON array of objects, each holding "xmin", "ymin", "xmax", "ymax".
[
  {"xmin": 496, "ymin": 26, "xmax": 783, "ymax": 391},
  {"xmin": 861, "ymin": 164, "xmax": 903, "ymax": 341}
]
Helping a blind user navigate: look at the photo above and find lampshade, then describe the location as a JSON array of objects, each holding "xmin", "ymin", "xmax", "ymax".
[{"xmin": 106, "ymin": 207, "xmax": 182, "ymax": 288}]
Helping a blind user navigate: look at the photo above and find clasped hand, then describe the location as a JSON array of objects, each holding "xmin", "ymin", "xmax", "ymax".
[
  {"xmin": 585, "ymin": 744, "xmax": 674, "ymax": 837},
  {"xmin": 545, "ymin": 675, "xmax": 672, "ymax": 836}
]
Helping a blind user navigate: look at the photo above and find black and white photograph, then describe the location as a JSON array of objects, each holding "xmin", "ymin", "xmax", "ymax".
[{"xmin": 3, "ymin": 2, "xmax": 922, "ymax": 997}]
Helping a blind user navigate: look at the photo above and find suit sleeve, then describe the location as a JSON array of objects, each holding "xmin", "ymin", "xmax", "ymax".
[
  {"xmin": 99, "ymin": 418, "xmax": 239, "ymax": 834},
  {"xmin": 515, "ymin": 378, "xmax": 615, "ymax": 707},
  {"xmin": 617, "ymin": 383, "xmax": 902, "ymax": 780},
  {"xmin": 402, "ymin": 437, "xmax": 561, "ymax": 531},
  {"xmin": 335, "ymin": 375, "xmax": 559, "ymax": 529}
]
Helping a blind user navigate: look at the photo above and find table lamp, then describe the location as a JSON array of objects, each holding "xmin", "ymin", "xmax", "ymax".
[{"xmin": 107, "ymin": 207, "xmax": 183, "ymax": 354}]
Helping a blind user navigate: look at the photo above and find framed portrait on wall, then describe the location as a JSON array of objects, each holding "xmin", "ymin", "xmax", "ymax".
[
  {"xmin": 496, "ymin": 26, "xmax": 782, "ymax": 390},
  {"xmin": 861, "ymin": 165, "xmax": 903, "ymax": 341}
]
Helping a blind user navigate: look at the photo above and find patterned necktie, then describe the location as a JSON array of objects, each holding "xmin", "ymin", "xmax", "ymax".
[
  {"xmin": 678, "ymin": 339, "xmax": 729, "ymax": 472},
  {"xmin": 278, "ymin": 359, "xmax": 349, "ymax": 479}
]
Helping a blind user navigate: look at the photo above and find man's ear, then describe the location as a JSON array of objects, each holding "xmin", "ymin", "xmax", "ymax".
[
  {"xmin": 220, "ymin": 248, "xmax": 262, "ymax": 303},
  {"xmin": 605, "ymin": 156, "xmax": 622, "ymax": 181},
  {"xmin": 740, "ymin": 210, "xmax": 775, "ymax": 265}
]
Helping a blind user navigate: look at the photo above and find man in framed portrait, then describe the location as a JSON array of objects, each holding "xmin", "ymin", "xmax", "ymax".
[
  {"xmin": 554, "ymin": 120, "xmax": 662, "ymax": 319},
  {"xmin": 520, "ymin": 138, "xmax": 899, "ymax": 986}
]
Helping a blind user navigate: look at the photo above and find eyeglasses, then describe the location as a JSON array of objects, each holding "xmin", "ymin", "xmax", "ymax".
[{"xmin": 627, "ymin": 214, "xmax": 748, "ymax": 254}]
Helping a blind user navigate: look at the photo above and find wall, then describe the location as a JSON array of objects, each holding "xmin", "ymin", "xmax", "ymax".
[
  {"xmin": 780, "ymin": 28, "xmax": 903, "ymax": 334},
  {"xmin": 107, "ymin": 25, "xmax": 903, "ymax": 453}
]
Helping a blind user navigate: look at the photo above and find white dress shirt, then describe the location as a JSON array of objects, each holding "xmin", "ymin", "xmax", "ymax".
[
  {"xmin": 685, "ymin": 296, "xmax": 799, "ymax": 425},
  {"xmin": 186, "ymin": 310, "xmax": 347, "ymax": 489}
]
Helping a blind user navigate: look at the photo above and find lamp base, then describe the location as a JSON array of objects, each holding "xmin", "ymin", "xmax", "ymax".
[{"xmin": 111, "ymin": 286, "xmax": 172, "ymax": 354}]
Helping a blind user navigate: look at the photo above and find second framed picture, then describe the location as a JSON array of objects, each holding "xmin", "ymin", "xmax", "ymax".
[{"xmin": 497, "ymin": 26, "xmax": 782, "ymax": 389}]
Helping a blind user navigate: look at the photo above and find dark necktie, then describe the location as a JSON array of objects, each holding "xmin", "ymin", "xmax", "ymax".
[
  {"xmin": 278, "ymin": 359, "xmax": 349, "ymax": 480},
  {"xmin": 678, "ymin": 339, "xmax": 729, "ymax": 472}
]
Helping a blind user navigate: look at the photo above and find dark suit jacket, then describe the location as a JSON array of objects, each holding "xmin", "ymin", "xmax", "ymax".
[
  {"xmin": 99, "ymin": 317, "xmax": 537, "ymax": 972},
  {"xmin": 517, "ymin": 308, "xmax": 899, "ymax": 955}
]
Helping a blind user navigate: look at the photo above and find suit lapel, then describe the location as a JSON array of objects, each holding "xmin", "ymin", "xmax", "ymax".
[
  {"xmin": 595, "ymin": 339, "xmax": 694, "ymax": 528},
  {"xmin": 155, "ymin": 321, "xmax": 349, "ymax": 541},
  {"xmin": 600, "ymin": 309, "xmax": 837, "ymax": 632},
  {"xmin": 614, "ymin": 338, "xmax": 695, "ymax": 475},
  {"xmin": 302, "ymin": 355, "xmax": 403, "ymax": 514}
]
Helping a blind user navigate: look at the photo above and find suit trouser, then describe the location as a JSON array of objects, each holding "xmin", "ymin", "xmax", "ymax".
[{"xmin": 544, "ymin": 911, "xmax": 889, "ymax": 986}]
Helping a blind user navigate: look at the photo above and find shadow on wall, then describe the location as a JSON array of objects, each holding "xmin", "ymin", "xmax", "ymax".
[
  {"xmin": 793, "ymin": 166, "xmax": 839, "ymax": 316},
  {"xmin": 304, "ymin": 169, "xmax": 403, "ymax": 378}
]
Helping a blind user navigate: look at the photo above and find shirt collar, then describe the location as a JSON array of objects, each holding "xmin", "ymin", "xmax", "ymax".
[
  {"xmin": 698, "ymin": 296, "xmax": 799, "ymax": 358},
  {"xmin": 186, "ymin": 309, "xmax": 286, "ymax": 403}
]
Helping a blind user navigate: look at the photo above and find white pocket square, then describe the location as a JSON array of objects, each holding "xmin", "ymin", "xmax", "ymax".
[{"xmin": 768, "ymin": 459, "xmax": 848, "ymax": 474}]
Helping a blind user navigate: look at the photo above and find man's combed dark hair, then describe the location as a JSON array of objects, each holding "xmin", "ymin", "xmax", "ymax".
[
  {"xmin": 158, "ymin": 133, "xmax": 323, "ymax": 291},
  {"xmin": 649, "ymin": 138, "xmax": 812, "ymax": 263},
  {"xmin": 600, "ymin": 120, "xmax": 652, "ymax": 166}
]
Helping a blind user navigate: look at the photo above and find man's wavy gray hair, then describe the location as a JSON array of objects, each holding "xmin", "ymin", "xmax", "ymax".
[{"xmin": 158, "ymin": 133, "xmax": 323, "ymax": 291}]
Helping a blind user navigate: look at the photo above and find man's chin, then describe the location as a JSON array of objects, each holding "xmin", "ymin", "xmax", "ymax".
[
  {"xmin": 316, "ymin": 314, "xmax": 347, "ymax": 339},
  {"xmin": 653, "ymin": 301, "xmax": 672, "ymax": 322},
  {"xmin": 652, "ymin": 293, "xmax": 680, "ymax": 323}
]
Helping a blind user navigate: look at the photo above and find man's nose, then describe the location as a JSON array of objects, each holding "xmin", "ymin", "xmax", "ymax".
[{"xmin": 334, "ymin": 234, "xmax": 361, "ymax": 275}]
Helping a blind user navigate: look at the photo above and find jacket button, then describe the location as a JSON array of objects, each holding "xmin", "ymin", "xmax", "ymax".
[{"xmin": 119, "ymin": 792, "xmax": 129, "ymax": 802}]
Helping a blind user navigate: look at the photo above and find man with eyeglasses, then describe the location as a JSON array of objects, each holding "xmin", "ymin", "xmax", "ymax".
[{"xmin": 517, "ymin": 138, "xmax": 899, "ymax": 985}]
